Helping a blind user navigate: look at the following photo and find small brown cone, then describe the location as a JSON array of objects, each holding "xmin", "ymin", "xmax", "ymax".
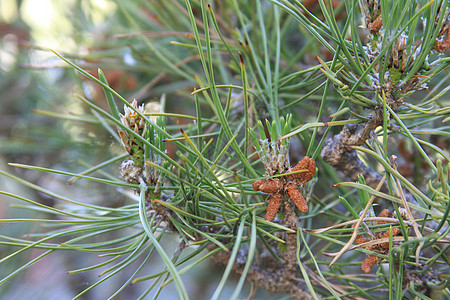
[
  {"xmin": 252, "ymin": 179, "xmax": 263, "ymax": 191},
  {"xmin": 285, "ymin": 183, "xmax": 308, "ymax": 213},
  {"xmin": 265, "ymin": 193, "xmax": 282, "ymax": 222},
  {"xmin": 378, "ymin": 209, "xmax": 390, "ymax": 224},
  {"xmin": 259, "ymin": 178, "xmax": 284, "ymax": 194},
  {"xmin": 361, "ymin": 255, "xmax": 381, "ymax": 274},
  {"xmin": 380, "ymin": 227, "xmax": 401, "ymax": 250},
  {"xmin": 355, "ymin": 235, "xmax": 370, "ymax": 245},
  {"xmin": 287, "ymin": 156, "xmax": 316, "ymax": 183},
  {"xmin": 368, "ymin": 14, "xmax": 383, "ymax": 34},
  {"xmin": 434, "ymin": 27, "xmax": 450, "ymax": 52}
]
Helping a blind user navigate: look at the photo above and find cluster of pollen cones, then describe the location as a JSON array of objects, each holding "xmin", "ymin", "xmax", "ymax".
[
  {"xmin": 252, "ymin": 156, "xmax": 316, "ymax": 222},
  {"xmin": 354, "ymin": 209, "xmax": 401, "ymax": 273}
]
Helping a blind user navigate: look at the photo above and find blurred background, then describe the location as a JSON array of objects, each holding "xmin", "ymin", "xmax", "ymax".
[{"xmin": 0, "ymin": 0, "xmax": 241, "ymax": 299}]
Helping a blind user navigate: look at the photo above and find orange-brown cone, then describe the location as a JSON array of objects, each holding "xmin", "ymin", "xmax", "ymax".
[
  {"xmin": 259, "ymin": 178, "xmax": 284, "ymax": 194},
  {"xmin": 287, "ymin": 156, "xmax": 316, "ymax": 183},
  {"xmin": 285, "ymin": 183, "xmax": 308, "ymax": 213},
  {"xmin": 378, "ymin": 209, "xmax": 390, "ymax": 224},
  {"xmin": 368, "ymin": 14, "xmax": 382, "ymax": 34},
  {"xmin": 252, "ymin": 179, "xmax": 263, "ymax": 191},
  {"xmin": 361, "ymin": 255, "xmax": 381, "ymax": 273},
  {"xmin": 355, "ymin": 235, "xmax": 370, "ymax": 245},
  {"xmin": 434, "ymin": 27, "xmax": 450, "ymax": 52},
  {"xmin": 379, "ymin": 227, "xmax": 401, "ymax": 250},
  {"xmin": 265, "ymin": 193, "xmax": 282, "ymax": 222}
]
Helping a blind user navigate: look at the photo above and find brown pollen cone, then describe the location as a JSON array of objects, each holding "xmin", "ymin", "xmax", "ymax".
[
  {"xmin": 379, "ymin": 227, "xmax": 401, "ymax": 250},
  {"xmin": 355, "ymin": 234, "xmax": 369, "ymax": 245},
  {"xmin": 287, "ymin": 156, "xmax": 316, "ymax": 183},
  {"xmin": 356, "ymin": 234, "xmax": 380, "ymax": 273},
  {"xmin": 265, "ymin": 193, "xmax": 282, "ymax": 222},
  {"xmin": 252, "ymin": 180, "xmax": 263, "ymax": 191},
  {"xmin": 368, "ymin": 14, "xmax": 383, "ymax": 34},
  {"xmin": 361, "ymin": 255, "xmax": 381, "ymax": 274},
  {"xmin": 378, "ymin": 209, "xmax": 390, "ymax": 221},
  {"xmin": 434, "ymin": 27, "xmax": 450, "ymax": 52},
  {"xmin": 353, "ymin": 209, "xmax": 400, "ymax": 273},
  {"xmin": 285, "ymin": 182, "xmax": 308, "ymax": 213},
  {"xmin": 258, "ymin": 178, "xmax": 284, "ymax": 194}
]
